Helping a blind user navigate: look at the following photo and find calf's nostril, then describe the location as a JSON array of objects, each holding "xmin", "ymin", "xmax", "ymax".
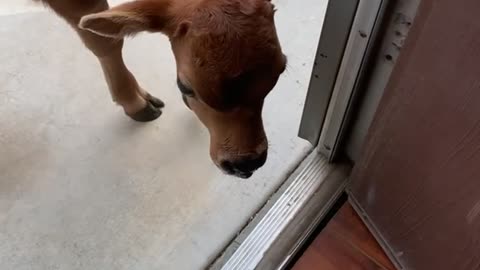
[
  {"xmin": 233, "ymin": 151, "xmax": 268, "ymax": 173},
  {"xmin": 220, "ymin": 160, "xmax": 235, "ymax": 174},
  {"xmin": 219, "ymin": 151, "xmax": 268, "ymax": 178},
  {"xmin": 235, "ymin": 156, "xmax": 264, "ymax": 173}
]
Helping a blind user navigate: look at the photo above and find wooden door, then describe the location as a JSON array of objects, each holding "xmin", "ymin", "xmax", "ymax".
[{"xmin": 349, "ymin": 0, "xmax": 480, "ymax": 269}]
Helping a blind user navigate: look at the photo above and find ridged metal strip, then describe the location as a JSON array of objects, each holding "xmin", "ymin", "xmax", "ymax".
[{"xmin": 221, "ymin": 154, "xmax": 333, "ymax": 270}]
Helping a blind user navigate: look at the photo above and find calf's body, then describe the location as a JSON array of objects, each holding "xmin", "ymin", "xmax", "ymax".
[{"xmin": 37, "ymin": 0, "xmax": 286, "ymax": 178}]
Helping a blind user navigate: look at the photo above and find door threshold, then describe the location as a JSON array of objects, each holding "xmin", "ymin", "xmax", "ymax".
[{"xmin": 210, "ymin": 151, "xmax": 351, "ymax": 270}]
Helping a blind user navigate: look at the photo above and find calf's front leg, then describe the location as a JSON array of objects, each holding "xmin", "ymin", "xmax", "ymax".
[{"xmin": 40, "ymin": 0, "xmax": 164, "ymax": 121}]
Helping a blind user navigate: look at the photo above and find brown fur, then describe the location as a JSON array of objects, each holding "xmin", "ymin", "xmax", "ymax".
[{"xmin": 39, "ymin": 0, "xmax": 286, "ymax": 178}]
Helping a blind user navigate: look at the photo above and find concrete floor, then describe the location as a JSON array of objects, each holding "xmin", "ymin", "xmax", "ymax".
[{"xmin": 0, "ymin": 1, "xmax": 327, "ymax": 269}]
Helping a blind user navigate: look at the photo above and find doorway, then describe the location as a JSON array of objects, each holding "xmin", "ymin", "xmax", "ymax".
[{"xmin": 0, "ymin": 1, "xmax": 329, "ymax": 270}]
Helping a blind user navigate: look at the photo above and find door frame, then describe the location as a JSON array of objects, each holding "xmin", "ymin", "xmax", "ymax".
[{"xmin": 299, "ymin": 0, "xmax": 390, "ymax": 161}]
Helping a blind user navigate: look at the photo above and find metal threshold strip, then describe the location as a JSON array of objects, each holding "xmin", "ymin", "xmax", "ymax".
[{"xmin": 212, "ymin": 151, "xmax": 350, "ymax": 270}]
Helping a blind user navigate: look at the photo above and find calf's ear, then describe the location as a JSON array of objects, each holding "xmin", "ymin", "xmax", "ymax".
[{"xmin": 79, "ymin": 0, "xmax": 172, "ymax": 38}]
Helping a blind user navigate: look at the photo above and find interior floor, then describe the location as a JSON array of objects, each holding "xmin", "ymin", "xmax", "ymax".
[
  {"xmin": 0, "ymin": 1, "xmax": 327, "ymax": 269},
  {"xmin": 291, "ymin": 201, "xmax": 396, "ymax": 270}
]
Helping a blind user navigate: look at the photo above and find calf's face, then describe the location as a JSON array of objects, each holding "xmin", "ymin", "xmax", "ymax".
[{"xmin": 80, "ymin": 0, "xmax": 287, "ymax": 178}]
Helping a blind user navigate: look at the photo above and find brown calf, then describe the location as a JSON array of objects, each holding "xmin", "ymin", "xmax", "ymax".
[{"xmin": 38, "ymin": 0, "xmax": 287, "ymax": 178}]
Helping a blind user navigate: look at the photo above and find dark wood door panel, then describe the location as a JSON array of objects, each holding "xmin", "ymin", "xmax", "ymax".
[{"xmin": 349, "ymin": 0, "xmax": 480, "ymax": 269}]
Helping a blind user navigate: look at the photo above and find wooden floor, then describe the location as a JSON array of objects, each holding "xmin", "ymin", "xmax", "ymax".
[{"xmin": 291, "ymin": 202, "xmax": 396, "ymax": 270}]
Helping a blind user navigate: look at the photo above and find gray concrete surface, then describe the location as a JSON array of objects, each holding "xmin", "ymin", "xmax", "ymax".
[{"xmin": 0, "ymin": 1, "xmax": 327, "ymax": 269}]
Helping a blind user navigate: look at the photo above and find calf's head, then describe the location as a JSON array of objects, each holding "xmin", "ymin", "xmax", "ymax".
[{"xmin": 80, "ymin": 0, "xmax": 287, "ymax": 178}]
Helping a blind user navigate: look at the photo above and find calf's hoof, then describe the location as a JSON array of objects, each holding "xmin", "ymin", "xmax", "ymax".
[
  {"xmin": 127, "ymin": 101, "xmax": 162, "ymax": 122},
  {"xmin": 146, "ymin": 94, "xmax": 165, "ymax": 108}
]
